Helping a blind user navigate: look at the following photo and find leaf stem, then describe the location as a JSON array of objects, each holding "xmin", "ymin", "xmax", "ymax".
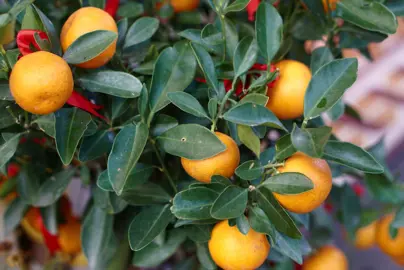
[
  {"xmin": 263, "ymin": 162, "xmax": 285, "ymax": 169},
  {"xmin": 302, "ymin": 119, "xmax": 309, "ymax": 129},
  {"xmin": 149, "ymin": 138, "xmax": 177, "ymax": 194},
  {"xmin": 0, "ymin": 45, "xmax": 11, "ymax": 71},
  {"xmin": 6, "ymin": 105, "xmax": 19, "ymax": 124}
]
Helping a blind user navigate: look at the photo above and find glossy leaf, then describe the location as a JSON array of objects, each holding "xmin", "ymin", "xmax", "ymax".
[
  {"xmin": 93, "ymin": 187, "xmax": 128, "ymax": 215},
  {"xmin": 235, "ymin": 160, "xmax": 263, "ymax": 180},
  {"xmin": 310, "ymin": 47, "xmax": 334, "ymax": 74},
  {"xmin": 233, "ymin": 36, "xmax": 258, "ymax": 78},
  {"xmin": 79, "ymin": 130, "xmax": 113, "ymax": 162},
  {"xmin": 248, "ymin": 205, "xmax": 275, "ymax": 237},
  {"xmin": 185, "ymin": 224, "xmax": 212, "ymax": 243},
  {"xmin": 108, "ymin": 123, "xmax": 148, "ymax": 195},
  {"xmin": 129, "ymin": 204, "xmax": 173, "ymax": 251},
  {"xmin": 196, "ymin": 243, "xmax": 217, "ymax": 270},
  {"xmin": 224, "ymin": 0, "xmax": 251, "ymax": 13},
  {"xmin": 33, "ymin": 114, "xmax": 55, "ymax": 138},
  {"xmin": 55, "ymin": 108, "xmax": 92, "ymax": 165},
  {"xmin": 32, "ymin": 5, "xmax": 62, "ymax": 55},
  {"xmin": 236, "ymin": 214, "xmax": 250, "ymax": 235},
  {"xmin": 77, "ymin": 71, "xmax": 142, "ymax": 98},
  {"xmin": 16, "ymin": 166, "xmax": 41, "ymax": 204},
  {"xmin": 291, "ymin": 125, "xmax": 332, "ymax": 158},
  {"xmin": 121, "ymin": 182, "xmax": 171, "ymax": 205},
  {"xmin": 157, "ymin": 124, "xmax": 225, "ymax": 160},
  {"xmin": 237, "ymin": 125, "xmax": 260, "ymax": 157},
  {"xmin": 210, "ymin": 186, "xmax": 248, "ymax": 219},
  {"xmin": 208, "ymin": 98, "xmax": 218, "ymax": 119},
  {"xmin": 223, "ymin": 17, "xmax": 238, "ymax": 59},
  {"xmin": 124, "ymin": 17, "xmax": 159, "ymax": 48},
  {"xmin": 151, "ymin": 114, "xmax": 178, "ymax": 137},
  {"xmin": 63, "ymin": 30, "xmax": 117, "ymax": 64},
  {"xmin": 97, "ymin": 170, "xmax": 113, "ymax": 191},
  {"xmin": 0, "ymin": 133, "xmax": 20, "ymax": 168},
  {"xmin": 304, "ymin": 58, "xmax": 358, "ymax": 119},
  {"xmin": 323, "ymin": 140, "xmax": 384, "ymax": 173},
  {"xmin": 239, "ymin": 93, "xmax": 268, "ymax": 106},
  {"xmin": 275, "ymin": 134, "xmax": 296, "ymax": 161},
  {"xmin": 40, "ymin": 204, "xmax": 58, "ymax": 234},
  {"xmin": 341, "ymin": 184, "xmax": 361, "ymax": 236},
  {"xmin": 260, "ymin": 172, "xmax": 313, "ymax": 194},
  {"xmin": 272, "ymin": 230, "xmax": 312, "ymax": 265},
  {"xmin": 167, "ymin": 92, "xmax": 209, "ymax": 119},
  {"xmin": 201, "ymin": 24, "xmax": 223, "ymax": 45},
  {"xmin": 4, "ymin": 197, "xmax": 28, "ymax": 234}
]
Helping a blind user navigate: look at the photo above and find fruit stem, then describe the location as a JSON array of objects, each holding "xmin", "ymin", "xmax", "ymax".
[
  {"xmin": 302, "ymin": 118, "xmax": 309, "ymax": 128},
  {"xmin": 24, "ymin": 110, "xmax": 30, "ymax": 128},
  {"xmin": 263, "ymin": 162, "xmax": 284, "ymax": 169},
  {"xmin": 149, "ymin": 138, "xmax": 178, "ymax": 194}
]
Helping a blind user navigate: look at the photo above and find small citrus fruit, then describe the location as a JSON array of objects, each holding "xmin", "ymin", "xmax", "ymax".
[
  {"xmin": 266, "ymin": 60, "xmax": 311, "ymax": 120},
  {"xmin": 58, "ymin": 221, "xmax": 82, "ymax": 255},
  {"xmin": 170, "ymin": 0, "xmax": 200, "ymax": 12},
  {"xmin": 392, "ymin": 256, "xmax": 404, "ymax": 266},
  {"xmin": 273, "ymin": 152, "xmax": 332, "ymax": 214},
  {"xmin": 60, "ymin": 7, "xmax": 118, "ymax": 69},
  {"xmin": 354, "ymin": 221, "xmax": 377, "ymax": 249},
  {"xmin": 302, "ymin": 245, "xmax": 348, "ymax": 270},
  {"xmin": 208, "ymin": 220, "xmax": 270, "ymax": 270},
  {"xmin": 9, "ymin": 51, "xmax": 73, "ymax": 114},
  {"xmin": 21, "ymin": 208, "xmax": 43, "ymax": 244},
  {"xmin": 181, "ymin": 132, "xmax": 240, "ymax": 183},
  {"xmin": 376, "ymin": 214, "xmax": 404, "ymax": 257}
]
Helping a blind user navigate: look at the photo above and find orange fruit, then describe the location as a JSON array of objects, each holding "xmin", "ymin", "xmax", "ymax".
[
  {"xmin": 392, "ymin": 256, "xmax": 404, "ymax": 266},
  {"xmin": 170, "ymin": 0, "xmax": 200, "ymax": 12},
  {"xmin": 60, "ymin": 7, "xmax": 118, "ymax": 69},
  {"xmin": 58, "ymin": 221, "xmax": 82, "ymax": 255},
  {"xmin": 21, "ymin": 208, "xmax": 43, "ymax": 244},
  {"xmin": 181, "ymin": 132, "xmax": 240, "ymax": 183},
  {"xmin": 208, "ymin": 220, "xmax": 270, "ymax": 270},
  {"xmin": 354, "ymin": 221, "xmax": 377, "ymax": 249},
  {"xmin": 376, "ymin": 214, "xmax": 404, "ymax": 257},
  {"xmin": 302, "ymin": 245, "xmax": 348, "ymax": 270},
  {"xmin": 273, "ymin": 152, "xmax": 332, "ymax": 214},
  {"xmin": 9, "ymin": 51, "xmax": 73, "ymax": 114},
  {"xmin": 322, "ymin": 0, "xmax": 338, "ymax": 12},
  {"xmin": 266, "ymin": 60, "xmax": 311, "ymax": 120}
]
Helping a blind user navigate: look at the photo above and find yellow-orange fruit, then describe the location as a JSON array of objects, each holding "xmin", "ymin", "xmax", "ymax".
[
  {"xmin": 170, "ymin": 0, "xmax": 200, "ymax": 12},
  {"xmin": 10, "ymin": 51, "xmax": 73, "ymax": 114},
  {"xmin": 376, "ymin": 214, "xmax": 404, "ymax": 257},
  {"xmin": 322, "ymin": 0, "xmax": 338, "ymax": 12},
  {"xmin": 354, "ymin": 221, "xmax": 377, "ymax": 249},
  {"xmin": 181, "ymin": 132, "xmax": 240, "ymax": 183},
  {"xmin": 266, "ymin": 60, "xmax": 311, "ymax": 119},
  {"xmin": 274, "ymin": 152, "xmax": 332, "ymax": 214},
  {"xmin": 58, "ymin": 221, "xmax": 82, "ymax": 255},
  {"xmin": 60, "ymin": 7, "xmax": 118, "ymax": 69},
  {"xmin": 21, "ymin": 208, "xmax": 43, "ymax": 244},
  {"xmin": 208, "ymin": 220, "xmax": 270, "ymax": 270},
  {"xmin": 302, "ymin": 245, "xmax": 348, "ymax": 270}
]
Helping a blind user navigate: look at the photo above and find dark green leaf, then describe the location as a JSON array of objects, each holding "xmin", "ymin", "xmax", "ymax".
[
  {"xmin": 323, "ymin": 140, "xmax": 384, "ymax": 173},
  {"xmin": 233, "ymin": 36, "xmax": 258, "ymax": 78},
  {"xmin": 341, "ymin": 184, "xmax": 361, "ymax": 236},
  {"xmin": 201, "ymin": 24, "xmax": 223, "ymax": 45},
  {"xmin": 248, "ymin": 205, "xmax": 275, "ymax": 237},
  {"xmin": 392, "ymin": 206, "xmax": 404, "ymax": 228},
  {"xmin": 239, "ymin": 93, "xmax": 268, "ymax": 106},
  {"xmin": 138, "ymin": 85, "xmax": 149, "ymax": 123},
  {"xmin": 124, "ymin": 17, "xmax": 159, "ymax": 48},
  {"xmin": 291, "ymin": 125, "xmax": 332, "ymax": 158},
  {"xmin": 236, "ymin": 214, "xmax": 250, "ymax": 235},
  {"xmin": 304, "ymin": 58, "xmax": 358, "ymax": 119},
  {"xmin": 63, "ymin": 30, "xmax": 117, "ymax": 64},
  {"xmin": 117, "ymin": 2, "xmax": 144, "ymax": 18},
  {"xmin": 79, "ymin": 130, "xmax": 113, "ymax": 162},
  {"xmin": 364, "ymin": 173, "xmax": 402, "ymax": 204},
  {"xmin": 211, "ymin": 175, "xmax": 232, "ymax": 186},
  {"xmin": 210, "ymin": 186, "xmax": 248, "ymax": 219},
  {"xmin": 310, "ymin": 47, "xmax": 334, "ymax": 74},
  {"xmin": 32, "ymin": 5, "xmax": 62, "ymax": 55},
  {"xmin": 121, "ymin": 182, "xmax": 171, "ymax": 205},
  {"xmin": 129, "ymin": 204, "xmax": 173, "ymax": 251},
  {"xmin": 77, "ymin": 71, "xmax": 142, "ymax": 98},
  {"xmin": 326, "ymin": 99, "xmax": 345, "ymax": 121},
  {"xmin": 235, "ymin": 160, "xmax": 263, "ymax": 180},
  {"xmin": 272, "ymin": 230, "xmax": 312, "ymax": 265},
  {"xmin": 97, "ymin": 170, "xmax": 113, "ymax": 191},
  {"xmin": 237, "ymin": 125, "xmax": 260, "ymax": 157},
  {"xmin": 93, "ymin": 186, "xmax": 128, "ymax": 214},
  {"xmin": 55, "ymin": 108, "xmax": 92, "ymax": 165},
  {"xmin": 16, "ymin": 165, "xmax": 40, "ymax": 204},
  {"xmin": 33, "ymin": 114, "xmax": 55, "ymax": 138},
  {"xmin": 171, "ymin": 187, "xmax": 218, "ymax": 220},
  {"xmin": 157, "ymin": 124, "xmax": 225, "ymax": 160},
  {"xmin": 167, "ymin": 92, "xmax": 209, "ymax": 119},
  {"xmin": 260, "ymin": 172, "xmax": 313, "ymax": 194},
  {"xmin": 224, "ymin": 0, "xmax": 251, "ymax": 13},
  {"xmin": 0, "ymin": 132, "xmax": 20, "ymax": 168},
  {"xmin": 4, "ymin": 197, "xmax": 28, "ymax": 234},
  {"xmin": 208, "ymin": 98, "xmax": 218, "ymax": 119},
  {"xmin": 185, "ymin": 224, "xmax": 212, "ymax": 242},
  {"xmin": 151, "ymin": 114, "xmax": 178, "ymax": 137},
  {"xmin": 40, "ymin": 204, "xmax": 58, "ymax": 234},
  {"xmin": 275, "ymin": 134, "xmax": 296, "ymax": 161},
  {"xmin": 223, "ymin": 17, "xmax": 238, "ymax": 60},
  {"xmin": 196, "ymin": 243, "xmax": 217, "ymax": 270}
]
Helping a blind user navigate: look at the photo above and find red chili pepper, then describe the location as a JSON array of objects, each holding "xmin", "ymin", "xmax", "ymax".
[
  {"xmin": 67, "ymin": 91, "xmax": 106, "ymax": 120},
  {"xmin": 104, "ymin": 0, "xmax": 120, "ymax": 18},
  {"xmin": 16, "ymin": 30, "xmax": 49, "ymax": 56},
  {"xmin": 7, "ymin": 163, "xmax": 20, "ymax": 178},
  {"xmin": 37, "ymin": 211, "xmax": 61, "ymax": 255}
]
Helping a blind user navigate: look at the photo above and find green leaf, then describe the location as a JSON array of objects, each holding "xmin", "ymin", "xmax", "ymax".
[
  {"xmin": 124, "ymin": 17, "xmax": 159, "ymax": 48},
  {"xmin": 224, "ymin": 0, "xmax": 251, "ymax": 13},
  {"xmin": 93, "ymin": 187, "xmax": 128, "ymax": 214},
  {"xmin": 210, "ymin": 186, "xmax": 248, "ymax": 219},
  {"xmin": 116, "ymin": 18, "xmax": 128, "ymax": 48},
  {"xmin": 167, "ymin": 92, "xmax": 209, "ymax": 119},
  {"xmin": 235, "ymin": 160, "xmax": 263, "ymax": 180},
  {"xmin": 55, "ymin": 108, "xmax": 92, "ymax": 165},
  {"xmin": 151, "ymin": 114, "xmax": 178, "ymax": 137},
  {"xmin": 275, "ymin": 134, "xmax": 296, "ymax": 161},
  {"xmin": 89, "ymin": 0, "xmax": 105, "ymax": 8},
  {"xmin": 237, "ymin": 125, "xmax": 260, "ymax": 157},
  {"xmin": 211, "ymin": 175, "xmax": 232, "ymax": 186},
  {"xmin": 63, "ymin": 30, "xmax": 117, "ymax": 64},
  {"xmin": 196, "ymin": 243, "xmax": 217, "ymax": 270},
  {"xmin": 291, "ymin": 125, "xmax": 332, "ymax": 158},
  {"xmin": 108, "ymin": 123, "xmax": 149, "ymax": 195},
  {"xmin": 201, "ymin": 24, "xmax": 223, "ymax": 45},
  {"xmin": 185, "ymin": 224, "xmax": 212, "ymax": 242},
  {"xmin": 248, "ymin": 205, "xmax": 275, "ymax": 237},
  {"xmin": 178, "ymin": 29, "xmax": 222, "ymax": 55},
  {"xmin": 132, "ymin": 229, "xmax": 187, "ymax": 268},
  {"xmin": 82, "ymin": 206, "xmax": 117, "ymax": 269},
  {"xmin": 223, "ymin": 17, "xmax": 238, "ymax": 60},
  {"xmin": 326, "ymin": 99, "xmax": 345, "ymax": 121},
  {"xmin": 341, "ymin": 184, "xmax": 361, "ymax": 236},
  {"xmin": 117, "ymin": 2, "xmax": 144, "ymax": 18},
  {"xmin": 208, "ymin": 98, "xmax": 218, "ymax": 119},
  {"xmin": 272, "ymin": 230, "xmax": 312, "ymax": 265},
  {"xmin": 21, "ymin": 4, "xmax": 43, "ymax": 30},
  {"xmin": 32, "ymin": 5, "xmax": 62, "ymax": 55},
  {"xmin": 77, "ymin": 71, "xmax": 142, "ymax": 98},
  {"xmin": 310, "ymin": 47, "xmax": 334, "ymax": 74},
  {"xmin": 79, "ymin": 130, "xmax": 113, "ymax": 162},
  {"xmin": 364, "ymin": 173, "xmax": 402, "ymax": 204},
  {"xmin": 236, "ymin": 214, "xmax": 250, "ymax": 235},
  {"xmin": 171, "ymin": 187, "xmax": 219, "ymax": 220},
  {"xmin": 323, "ymin": 140, "xmax": 384, "ymax": 173},
  {"xmin": 239, "ymin": 93, "xmax": 268, "ymax": 106},
  {"xmin": 233, "ymin": 36, "xmax": 258, "ymax": 78},
  {"xmin": 149, "ymin": 45, "xmax": 196, "ymax": 115},
  {"xmin": 138, "ymin": 85, "xmax": 149, "ymax": 123},
  {"xmin": 97, "ymin": 170, "xmax": 113, "ymax": 191},
  {"xmin": 34, "ymin": 169, "xmax": 75, "ymax": 207},
  {"xmin": 0, "ymin": 81, "xmax": 13, "ymax": 101},
  {"xmin": 33, "ymin": 114, "xmax": 55, "ymax": 138},
  {"xmin": 223, "ymin": 103, "xmax": 286, "ymax": 130},
  {"xmin": 16, "ymin": 166, "xmax": 40, "ymax": 204},
  {"xmin": 336, "ymin": 1, "xmax": 398, "ymax": 35},
  {"xmin": 256, "ymin": 2, "xmax": 283, "ymax": 62},
  {"xmin": 40, "ymin": 204, "xmax": 58, "ymax": 234},
  {"xmin": 129, "ymin": 204, "xmax": 173, "ymax": 251},
  {"xmin": 190, "ymin": 43, "xmax": 221, "ymax": 97},
  {"xmin": 255, "ymin": 188, "xmax": 301, "ymax": 238},
  {"xmin": 4, "ymin": 197, "xmax": 28, "ymax": 234},
  {"xmin": 260, "ymin": 172, "xmax": 313, "ymax": 195},
  {"xmin": 0, "ymin": 132, "xmax": 20, "ymax": 168},
  {"xmin": 304, "ymin": 58, "xmax": 358, "ymax": 119},
  {"xmin": 121, "ymin": 182, "xmax": 171, "ymax": 206},
  {"xmin": 157, "ymin": 124, "xmax": 226, "ymax": 160}
]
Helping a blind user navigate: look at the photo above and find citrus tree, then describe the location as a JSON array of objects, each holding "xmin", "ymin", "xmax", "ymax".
[{"xmin": 0, "ymin": 0, "xmax": 402, "ymax": 269}]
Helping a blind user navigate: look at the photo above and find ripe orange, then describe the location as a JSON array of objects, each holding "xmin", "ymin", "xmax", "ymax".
[
  {"xmin": 354, "ymin": 221, "xmax": 377, "ymax": 249},
  {"xmin": 9, "ymin": 51, "xmax": 73, "ymax": 114},
  {"xmin": 60, "ymin": 7, "xmax": 118, "ymax": 69},
  {"xmin": 181, "ymin": 132, "xmax": 240, "ymax": 183},
  {"xmin": 376, "ymin": 214, "xmax": 404, "ymax": 257},
  {"xmin": 273, "ymin": 152, "xmax": 332, "ymax": 214},
  {"xmin": 208, "ymin": 220, "xmax": 270, "ymax": 270},
  {"xmin": 266, "ymin": 60, "xmax": 311, "ymax": 120},
  {"xmin": 302, "ymin": 245, "xmax": 348, "ymax": 270},
  {"xmin": 392, "ymin": 256, "xmax": 404, "ymax": 266},
  {"xmin": 58, "ymin": 221, "xmax": 82, "ymax": 255},
  {"xmin": 322, "ymin": 0, "xmax": 338, "ymax": 12},
  {"xmin": 170, "ymin": 0, "xmax": 200, "ymax": 12},
  {"xmin": 21, "ymin": 208, "xmax": 43, "ymax": 244}
]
